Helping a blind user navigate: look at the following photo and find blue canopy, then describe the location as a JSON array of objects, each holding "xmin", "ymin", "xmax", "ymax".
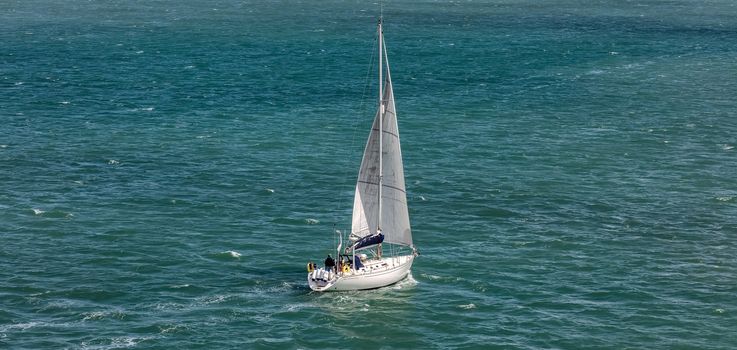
[{"xmin": 347, "ymin": 233, "xmax": 384, "ymax": 253}]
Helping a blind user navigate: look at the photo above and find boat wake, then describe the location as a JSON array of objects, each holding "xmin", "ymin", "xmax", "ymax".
[{"xmin": 391, "ymin": 271, "xmax": 418, "ymax": 290}]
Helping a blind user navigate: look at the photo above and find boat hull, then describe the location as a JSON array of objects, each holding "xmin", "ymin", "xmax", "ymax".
[{"xmin": 308, "ymin": 254, "xmax": 414, "ymax": 292}]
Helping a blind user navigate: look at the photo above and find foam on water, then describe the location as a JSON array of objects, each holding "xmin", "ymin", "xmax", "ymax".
[
  {"xmin": 80, "ymin": 336, "xmax": 155, "ymax": 350},
  {"xmin": 82, "ymin": 311, "xmax": 107, "ymax": 321},
  {"xmin": 159, "ymin": 324, "xmax": 187, "ymax": 334},
  {"xmin": 392, "ymin": 272, "xmax": 419, "ymax": 290},
  {"xmin": 80, "ymin": 310, "xmax": 126, "ymax": 321},
  {"xmin": 196, "ymin": 294, "xmax": 230, "ymax": 305},
  {"xmin": 421, "ymin": 273, "xmax": 442, "ymax": 280},
  {"xmin": 2, "ymin": 1, "xmax": 737, "ymax": 348},
  {"xmin": 220, "ymin": 250, "xmax": 241, "ymax": 258},
  {"xmin": 0, "ymin": 322, "xmax": 42, "ymax": 332}
]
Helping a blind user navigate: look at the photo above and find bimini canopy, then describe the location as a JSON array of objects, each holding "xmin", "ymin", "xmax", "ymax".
[{"xmin": 345, "ymin": 232, "xmax": 384, "ymax": 254}]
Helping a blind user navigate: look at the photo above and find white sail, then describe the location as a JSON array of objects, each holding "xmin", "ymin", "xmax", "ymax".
[
  {"xmin": 351, "ymin": 68, "xmax": 412, "ymax": 248},
  {"xmin": 308, "ymin": 18, "xmax": 418, "ymax": 293}
]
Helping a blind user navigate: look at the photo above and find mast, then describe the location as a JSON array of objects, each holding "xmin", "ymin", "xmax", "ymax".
[{"xmin": 377, "ymin": 18, "xmax": 384, "ymax": 236}]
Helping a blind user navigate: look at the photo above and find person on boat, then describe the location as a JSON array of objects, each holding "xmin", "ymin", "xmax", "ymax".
[{"xmin": 325, "ymin": 254, "xmax": 336, "ymax": 272}]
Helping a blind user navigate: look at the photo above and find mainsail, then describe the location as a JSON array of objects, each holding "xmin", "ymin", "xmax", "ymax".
[{"xmin": 350, "ymin": 60, "xmax": 412, "ymax": 248}]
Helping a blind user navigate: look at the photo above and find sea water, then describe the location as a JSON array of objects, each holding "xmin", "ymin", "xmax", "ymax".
[{"xmin": 1, "ymin": 0, "xmax": 736, "ymax": 348}]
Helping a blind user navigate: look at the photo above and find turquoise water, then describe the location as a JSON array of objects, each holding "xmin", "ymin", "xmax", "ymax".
[{"xmin": 2, "ymin": 0, "xmax": 737, "ymax": 348}]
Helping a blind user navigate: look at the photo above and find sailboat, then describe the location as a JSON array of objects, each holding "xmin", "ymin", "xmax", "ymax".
[{"xmin": 307, "ymin": 18, "xmax": 418, "ymax": 292}]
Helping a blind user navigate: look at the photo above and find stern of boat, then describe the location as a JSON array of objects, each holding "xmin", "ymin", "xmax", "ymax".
[{"xmin": 307, "ymin": 268, "xmax": 338, "ymax": 292}]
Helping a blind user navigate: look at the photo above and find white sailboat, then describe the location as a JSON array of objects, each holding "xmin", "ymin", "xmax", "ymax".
[{"xmin": 307, "ymin": 18, "xmax": 418, "ymax": 292}]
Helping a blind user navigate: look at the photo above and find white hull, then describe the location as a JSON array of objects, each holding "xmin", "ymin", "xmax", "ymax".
[{"xmin": 308, "ymin": 254, "xmax": 415, "ymax": 292}]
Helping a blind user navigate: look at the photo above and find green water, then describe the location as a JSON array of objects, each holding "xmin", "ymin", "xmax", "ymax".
[{"xmin": 2, "ymin": 1, "xmax": 736, "ymax": 348}]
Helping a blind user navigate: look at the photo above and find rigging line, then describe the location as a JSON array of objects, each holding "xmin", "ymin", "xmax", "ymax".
[{"xmin": 331, "ymin": 26, "xmax": 379, "ymax": 241}]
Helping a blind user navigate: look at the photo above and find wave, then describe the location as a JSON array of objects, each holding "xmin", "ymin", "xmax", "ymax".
[
  {"xmin": 81, "ymin": 310, "xmax": 126, "ymax": 321},
  {"xmin": 219, "ymin": 250, "xmax": 241, "ymax": 258},
  {"xmin": 124, "ymin": 107, "xmax": 154, "ymax": 112},
  {"xmin": 80, "ymin": 336, "xmax": 156, "ymax": 350},
  {"xmin": 419, "ymin": 272, "xmax": 463, "ymax": 283},
  {"xmin": 159, "ymin": 324, "xmax": 187, "ymax": 334},
  {"xmin": 82, "ymin": 311, "xmax": 107, "ymax": 321},
  {"xmin": 31, "ymin": 208, "xmax": 73, "ymax": 218},
  {"xmin": 715, "ymin": 196, "xmax": 733, "ymax": 202},
  {"xmin": 206, "ymin": 250, "xmax": 243, "ymax": 262},
  {"xmin": 270, "ymin": 217, "xmax": 322, "ymax": 226},
  {"xmin": 392, "ymin": 271, "xmax": 419, "ymax": 290},
  {"xmin": 197, "ymin": 294, "xmax": 230, "ymax": 305},
  {"xmin": 0, "ymin": 321, "xmax": 42, "ymax": 332}
]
